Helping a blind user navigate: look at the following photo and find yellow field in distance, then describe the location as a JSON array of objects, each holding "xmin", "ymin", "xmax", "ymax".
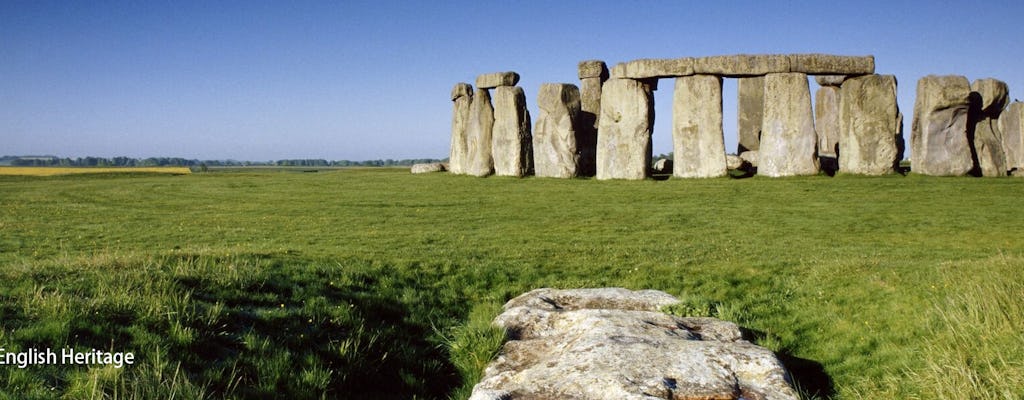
[{"xmin": 0, "ymin": 167, "xmax": 192, "ymax": 176}]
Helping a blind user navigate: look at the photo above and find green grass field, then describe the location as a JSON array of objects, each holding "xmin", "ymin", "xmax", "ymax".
[{"xmin": 0, "ymin": 168, "xmax": 1021, "ymax": 399}]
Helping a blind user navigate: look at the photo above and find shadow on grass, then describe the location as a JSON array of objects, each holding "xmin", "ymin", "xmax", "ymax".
[{"xmin": 741, "ymin": 327, "xmax": 835, "ymax": 399}]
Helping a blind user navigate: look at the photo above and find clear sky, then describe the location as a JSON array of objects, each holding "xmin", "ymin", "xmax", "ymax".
[{"xmin": 2, "ymin": 1, "xmax": 1023, "ymax": 161}]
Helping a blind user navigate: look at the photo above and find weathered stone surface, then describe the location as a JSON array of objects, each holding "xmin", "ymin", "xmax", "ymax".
[
  {"xmin": 491, "ymin": 86, "xmax": 533, "ymax": 177},
  {"xmin": 726, "ymin": 154, "xmax": 744, "ymax": 170},
  {"xmin": 815, "ymin": 75, "xmax": 848, "ymax": 87},
  {"xmin": 578, "ymin": 61, "xmax": 608, "ymax": 177},
  {"xmin": 968, "ymin": 79, "xmax": 1009, "ymax": 176},
  {"xmin": 911, "ymin": 75, "xmax": 972, "ymax": 176},
  {"xmin": 466, "ymin": 88, "xmax": 495, "ymax": 177},
  {"xmin": 673, "ymin": 75, "xmax": 727, "ymax": 178},
  {"xmin": 693, "ymin": 54, "xmax": 791, "ymax": 77},
  {"xmin": 787, "ymin": 54, "xmax": 874, "ymax": 75},
  {"xmin": 1002, "ymin": 102, "xmax": 1024, "ymax": 175},
  {"xmin": 740, "ymin": 150, "xmax": 759, "ymax": 167},
  {"xmin": 839, "ymin": 74, "xmax": 901, "ymax": 175},
  {"xmin": 410, "ymin": 162, "xmax": 445, "ymax": 174},
  {"xmin": 451, "ymin": 82, "xmax": 472, "ymax": 100},
  {"xmin": 533, "ymin": 83, "xmax": 582, "ymax": 178},
  {"xmin": 737, "ymin": 77, "xmax": 764, "ymax": 153},
  {"xmin": 760, "ymin": 73, "xmax": 819, "ymax": 177},
  {"xmin": 597, "ymin": 79, "xmax": 654, "ymax": 180},
  {"xmin": 652, "ymin": 158, "xmax": 672, "ymax": 174},
  {"xmin": 476, "ymin": 72, "xmax": 520, "ymax": 89},
  {"xmin": 815, "ymin": 86, "xmax": 841, "ymax": 157},
  {"xmin": 579, "ymin": 60, "xmax": 609, "ymax": 79},
  {"xmin": 448, "ymin": 83, "xmax": 473, "ymax": 175},
  {"xmin": 610, "ymin": 58, "xmax": 695, "ymax": 79},
  {"xmin": 468, "ymin": 288, "xmax": 799, "ymax": 400}
]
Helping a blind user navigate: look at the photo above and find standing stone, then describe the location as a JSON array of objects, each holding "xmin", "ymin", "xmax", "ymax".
[
  {"xmin": 466, "ymin": 88, "xmax": 495, "ymax": 177},
  {"xmin": 911, "ymin": 75, "xmax": 972, "ymax": 176},
  {"xmin": 1002, "ymin": 101, "xmax": 1024, "ymax": 175},
  {"xmin": 672, "ymin": 75, "xmax": 727, "ymax": 178},
  {"xmin": 449, "ymin": 83, "xmax": 473, "ymax": 175},
  {"xmin": 815, "ymin": 86, "xmax": 841, "ymax": 157},
  {"xmin": 597, "ymin": 79, "xmax": 654, "ymax": 180},
  {"xmin": 839, "ymin": 74, "xmax": 901, "ymax": 175},
  {"xmin": 737, "ymin": 77, "xmax": 764, "ymax": 153},
  {"xmin": 968, "ymin": 79, "xmax": 1009, "ymax": 176},
  {"xmin": 491, "ymin": 86, "xmax": 533, "ymax": 177},
  {"xmin": 578, "ymin": 60, "xmax": 609, "ymax": 177},
  {"xmin": 533, "ymin": 83, "xmax": 582, "ymax": 178},
  {"xmin": 760, "ymin": 73, "xmax": 819, "ymax": 177}
]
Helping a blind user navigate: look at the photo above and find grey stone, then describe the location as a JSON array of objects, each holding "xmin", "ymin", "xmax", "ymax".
[
  {"xmin": 740, "ymin": 150, "xmax": 759, "ymax": 167},
  {"xmin": 672, "ymin": 75, "xmax": 727, "ymax": 178},
  {"xmin": 533, "ymin": 83, "xmax": 582, "ymax": 178},
  {"xmin": 476, "ymin": 72, "xmax": 520, "ymax": 89},
  {"xmin": 491, "ymin": 86, "xmax": 533, "ymax": 177},
  {"xmin": 815, "ymin": 85, "xmax": 841, "ymax": 157},
  {"xmin": 651, "ymin": 158, "xmax": 672, "ymax": 174},
  {"xmin": 578, "ymin": 60, "xmax": 609, "ymax": 79},
  {"xmin": 726, "ymin": 154, "xmax": 744, "ymax": 170},
  {"xmin": 839, "ymin": 74, "xmax": 901, "ymax": 175},
  {"xmin": 737, "ymin": 76, "xmax": 764, "ymax": 153},
  {"xmin": 610, "ymin": 58, "xmax": 695, "ymax": 79},
  {"xmin": 1002, "ymin": 102, "xmax": 1024, "ymax": 175},
  {"xmin": 466, "ymin": 88, "xmax": 495, "ymax": 177},
  {"xmin": 410, "ymin": 162, "xmax": 445, "ymax": 174},
  {"xmin": 815, "ymin": 75, "xmax": 849, "ymax": 87},
  {"xmin": 969, "ymin": 79, "xmax": 1009, "ymax": 176},
  {"xmin": 468, "ymin": 288, "xmax": 799, "ymax": 400},
  {"xmin": 448, "ymin": 83, "xmax": 474, "ymax": 175},
  {"xmin": 911, "ymin": 75, "xmax": 972, "ymax": 176},
  {"xmin": 597, "ymin": 79, "xmax": 654, "ymax": 180},
  {"xmin": 759, "ymin": 73, "xmax": 820, "ymax": 177},
  {"xmin": 693, "ymin": 54, "xmax": 791, "ymax": 77},
  {"xmin": 787, "ymin": 54, "xmax": 874, "ymax": 75}
]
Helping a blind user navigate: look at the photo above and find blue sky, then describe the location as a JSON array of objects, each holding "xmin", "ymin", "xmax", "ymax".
[{"xmin": 2, "ymin": 1, "xmax": 1023, "ymax": 160}]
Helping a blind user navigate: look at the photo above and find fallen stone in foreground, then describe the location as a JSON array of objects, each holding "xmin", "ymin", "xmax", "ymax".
[
  {"xmin": 410, "ymin": 163, "xmax": 445, "ymax": 174},
  {"xmin": 469, "ymin": 288, "xmax": 799, "ymax": 400}
]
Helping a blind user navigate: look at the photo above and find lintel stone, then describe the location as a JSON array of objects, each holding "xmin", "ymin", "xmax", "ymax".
[
  {"xmin": 476, "ymin": 72, "xmax": 521, "ymax": 89},
  {"xmin": 578, "ymin": 60, "xmax": 609, "ymax": 79}
]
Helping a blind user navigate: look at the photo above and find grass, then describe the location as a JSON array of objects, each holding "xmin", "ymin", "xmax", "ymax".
[
  {"xmin": 0, "ymin": 169, "xmax": 1021, "ymax": 399},
  {"xmin": 0, "ymin": 167, "xmax": 191, "ymax": 176}
]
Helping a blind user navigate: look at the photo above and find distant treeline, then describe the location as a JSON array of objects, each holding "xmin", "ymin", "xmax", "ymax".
[{"xmin": 1, "ymin": 156, "xmax": 444, "ymax": 168}]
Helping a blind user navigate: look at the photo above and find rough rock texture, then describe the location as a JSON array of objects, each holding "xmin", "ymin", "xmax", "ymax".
[
  {"xmin": 693, "ymin": 54, "xmax": 791, "ymax": 77},
  {"xmin": 466, "ymin": 88, "xmax": 496, "ymax": 177},
  {"xmin": 760, "ymin": 73, "xmax": 819, "ymax": 177},
  {"xmin": 476, "ymin": 72, "xmax": 520, "ymax": 89},
  {"xmin": 652, "ymin": 158, "xmax": 672, "ymax": 174},
  {"xmin": 533, "ymin": 83, "xmax": 582, "ymax": 178},
  {"xmin": 597, "ymin": 79, "xmax": 654, "ymax": 180},
  {"xmin": 578, "ymin": 60, "xmax": 608, "ymax": 177},
  {"xmin": 968, "ymin": 79, "xmax": 1009, "ymax": 176},
  {"xmin": 611, "ymin": 58, "xmax": 695, "ymax": 79},
  {"xmin": 911, "ymin": 75, "xmax": 972, "ymax": 176},
  {"xmin": 579, "ymin": 60, "xmax": 610, "ymax": 80},
  {"xmin": 469, "ymin": 288, "xmax": 799, "ymax": 400},
  {"xmin": 787, "ymin": 54, "xmax": 874, "ymax": 75},
  {"xmin": 611, "ymin": 54, "xmax": 873, "ymax": 79},
  {"xmin": 726, "ymin": 154, "xmax": 744, "ymax": 170},
  {"xmin": 815, "ymin": 75, "xmax": 848, "ymax": 87},
  {"xmin": 491, "ymin": 86, "xmax": 533, "ymax": 177},
  {"xmin": 449, "ymin": 83, "xmax": 474, "ymax": 175},
  {"xmin": 839, "ymin": 74, "xmax": 901, "ymax": 175},
  {"xmin": 673, "ymin": 75, "xmax": 727, "ymax": 178},
  {"xmin": 737, "ymin": 77, "xmax": 764, "ymax": 153},
  {"xmin": 410, "ymin": 162, "xmax": 445, "ymax": 174},
  {"xmin": 814, "ymin": 86, "xmax": 841, "ymax": 157},
  {"xmin": 1002, "ymin": 102, "xmax": 1024, "ymax": 175},
  {"xmin": 740, "ymin": 150, "xmax": 759, "ymax": 167}
]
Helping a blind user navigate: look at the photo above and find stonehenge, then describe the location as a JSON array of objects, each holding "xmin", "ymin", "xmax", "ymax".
[{"xmin": 448, "ymin": 54, "xmax": 1017, "ymax": 180}]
